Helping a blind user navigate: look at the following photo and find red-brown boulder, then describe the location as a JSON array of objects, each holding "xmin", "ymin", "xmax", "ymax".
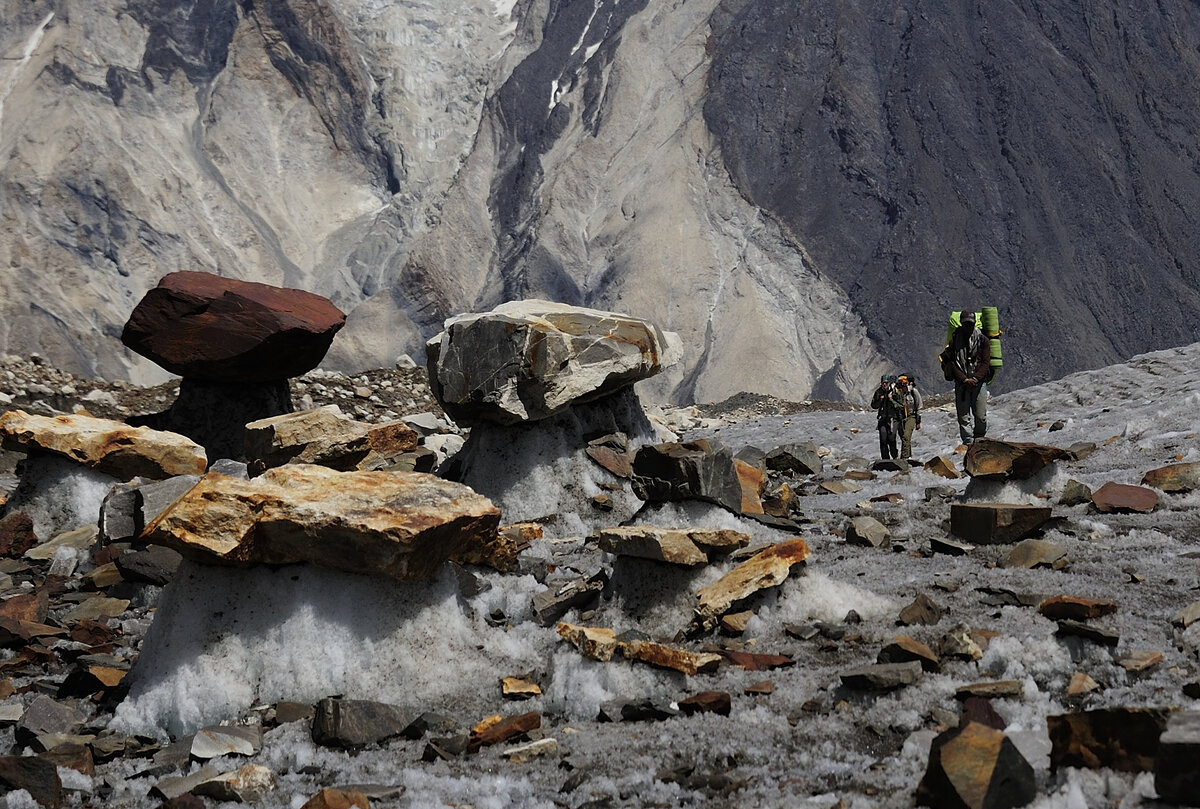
[{"xmin": 122, "ymin": 271, "xmax": 345, "ymax": 382}]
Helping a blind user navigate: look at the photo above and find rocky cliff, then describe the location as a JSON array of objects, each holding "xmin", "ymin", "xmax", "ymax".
[{"xmin": 2, "ymin": 1, "xmax": 1198, "ymax": 401}]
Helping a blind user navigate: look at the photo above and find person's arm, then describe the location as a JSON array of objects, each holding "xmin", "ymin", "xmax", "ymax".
[
  {"xmin": 871, "ymin": 388, "xmax": 884, "ymax": 408},
  {"xmin": 913, "ymin": 388, "xmax": 923, "ymax": 425}
]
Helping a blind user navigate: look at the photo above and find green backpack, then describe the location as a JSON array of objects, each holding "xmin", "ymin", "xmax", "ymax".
[{"xmin": 940, "ymin": 308, "xmax": 1002, "ymax": 383}]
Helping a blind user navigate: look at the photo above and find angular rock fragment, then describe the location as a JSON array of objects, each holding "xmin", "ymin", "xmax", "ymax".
[
  {"xmin": 923, "ymin": 456, "xmax": 961, "ymax": 479},
  {"xmin": 141, "ymin": 465, "xmax": 500, "ymax": 581},
  {"xmin": 932, "ymin": 536, "xmax": 974, "ymax": 555},
  {"xmin": 1067, "ymin": 673, "xmax": 1101, "ymax": 696},
  {"xmin": 312, "ymin": 698, "xmax": 415, "ymax": 749},
  {"xmin": 846, "ymin": 515, "xmax": 890, "ymax": 548},
  {"xmin": 122, "ymin": 271, "xmax": 345, "ymax": 382},
  {"xmin": 878, "ymin": 636, "xmax": 941, "ymax": 672},
  {"xmin": 594, "ymin": 525, "xmax": 749, "ymax": 566},
  {"xmin": 764, "ymin": 443, "xmax": 823, "ymax": 475},
  {"xmin": 0, "ymin": 410, "xmax": 207, "ymax": 480},
  {"xmin": 915, "ymin": 722, "xmax": 1036, "ymax": 809},
  {"xmin": 191, "ymin": 724, "xmax": 264, "ymax": 759},
  {"xmin": 898, "ymin": 594, "xmax": 946, "ymax": 627},
  {"xmin": 1001, "ymin": 539, "xmax": 1067, "ymax": 570},
  {"xmin": 1037, "ymin": 595, "xmax": 1118, "ymax": 621},
  {"xmin": 622, "ymin": 639, "xmax": 722, "ymax": 675},
  {"xmin": 452, "ymin": 522, "xmax": 539, "ymax": 572},
  {"xmin": 840, "ymin": 661, "xmax": 923, "ymax": 690},
  {"xmin": 1058, "ymin": 479, "xmax": 1092, "ymax": 506},
  {"xmin": 243, "ymin": 406, "xmax": 418, "ymax": 474},
  {"xmin": 1091, "ymin": 481, "xmax": 1158, "ymax": 513},
  {"xmin": 556, "ymin": 624, "xmax": 620, "ymax": 661},
  {"xmin": 1155, "ymin": 711, "xmax": 1200, "ymax": 806},
  {"xmin": 954, "ymin": 680, "xmax": 1024, "ymax": 701},
  {"xmin": 0, "ymin": 511, "xmax": 38, "ymax": 557},
  {"xmin": 630, "ymin": 439, "xmax": 743, "ymax": 512},
  {"xmin": 1054, "ymin": 619, "xmax": 1119, "ymax": 647},
  {"xmin": 1141, "ymin": 462, "xmax": 1200, "ymax": 493},
  {"xmin": 960, "ymin": 697, "xmax": 1007, "ymax": 731},
  {"xmin": 598, "ymin": 700, "xmax": 678, "ymax": 723},
  {"xmin": 427, "ymin": 300, "xmax": 680, "ymax": 425},
  {"xmin": 300, "ymin": 788, "xmax": 371, "ymax": 809},
  {"xmin": 192, "ymin": 764, "xmax": 277, "ymax": 803},
  {"xmin": 691, "ymin": 538, "xmax": 810, "ymax": 633},
  {"xmin": 963, "ymin": 438, "xmax": 1068, "ymax": 479},
  {"xmin": 950, "ymin": 503, "xmax": 1052, "ymax": 545},
  {"xmin": 1118, "ymin": 651, "xmax": 1163, "ymax": 672},
  {"xmin": 678, "ymin": 691, "xmax": 732, "ymax": 717},
  {"xmin": 532, "ymin": 571, "xmax": 608, "ymax": 626},
  {"xmin": 0, "ymin": 755, "xmax": 61, "ymax": 809},
  {"xmin": 467, "ymin": 712, "xmax": 541, "ymax": 752},
  {"xmin": 1172, "ymin": 601, "xmax": 1200, "ymax": 629},
  {"xmin": 501, "ymin": 677, "xmax": 542, "ymax": 700},
  {"xmin": 721, "ymin": 650, "xmax": 794, "ymax": 671},
  {"xmin": 1048, "ymin": 707, "xmax": 1170, "ymax": 772}
]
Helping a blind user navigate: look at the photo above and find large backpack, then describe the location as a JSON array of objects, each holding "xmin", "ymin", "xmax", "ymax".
[{"xmin": 940, "ymin": 308, "xmax": 1003, "ymax": 384}]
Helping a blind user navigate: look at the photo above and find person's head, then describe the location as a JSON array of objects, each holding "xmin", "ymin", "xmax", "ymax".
[
  {"xmin": 897, "ymin": 374, "xmax": 912, "ymax": 387},
  {"xmin": 882, "ymin": 373, "xmax": 896, "ymax": 385},
  {"xmin": 960, "ymin": 310, "xmax": 976, "ymax": 328}
]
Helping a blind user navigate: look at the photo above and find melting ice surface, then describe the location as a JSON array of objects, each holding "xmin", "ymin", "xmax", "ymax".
[{"xmin": 32, "ymin": 344, "xmax": 1200, "ymax": 806}]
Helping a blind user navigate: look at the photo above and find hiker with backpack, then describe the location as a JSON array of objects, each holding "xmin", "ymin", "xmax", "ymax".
[
  {"xmin": 895, "ymin": 373, "xmax": 922, "ymax": 459},
  {"xmin": 870, "ymin": 373, "xmax": 903, "ymax": 460},
  {"xmin": 945, "ymin": 310, "xmax": 991, "ymax": 445}
]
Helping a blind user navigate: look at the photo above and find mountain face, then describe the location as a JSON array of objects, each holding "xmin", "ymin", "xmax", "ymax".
[{"xmin": 2, "ymin": 1, "xmax": 1198, "ymax": 400}]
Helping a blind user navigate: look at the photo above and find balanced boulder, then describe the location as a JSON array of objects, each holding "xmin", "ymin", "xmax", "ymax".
[
  {"xmin": 427, "ymin": 300, "xmax": 681, "ymax": 426},
  {"xmin": 141, "ymin": 464, "xmax": 500, "ymax": 581},
  {"xmin": 964, "ymin": 438, "xmax": 1068, "ymax": 479},
  {"xmin": 122, "ymin": 271, "xmax": 345, "ymax": 382}
]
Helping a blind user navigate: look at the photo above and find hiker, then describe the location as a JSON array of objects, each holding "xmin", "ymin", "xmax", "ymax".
[
  {"xmin": 870, "ymin": 373, "xmax": 902, "ymax": 459},
  {"xmin": 895, "ymin": 373, "xmax": 922, "ymax": 459},
  {"xmin": 948, "ymin": 310, "xmax": 991, "ymax": 445}
]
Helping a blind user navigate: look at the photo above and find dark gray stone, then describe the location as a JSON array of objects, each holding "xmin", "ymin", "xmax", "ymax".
[
  {"xmin": 312, "ymin": 698, "xmax": 415, "ymax": 749},
  {"xmin": 840, "ymin": 661, "xmax": 923, "ymax": 690}
]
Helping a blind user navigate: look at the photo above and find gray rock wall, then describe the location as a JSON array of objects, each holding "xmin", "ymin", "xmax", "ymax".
[{"xmin": 3, "ymin": 1, "xmax": 1198, "ymax": 402}]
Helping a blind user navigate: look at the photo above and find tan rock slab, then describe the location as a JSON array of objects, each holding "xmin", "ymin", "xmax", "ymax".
[
  {"xmin": 594, "ymin": 525, "xmax": 750, "ymax": 566},
  {"xmin": 1141, "ymin": 462, "xmax": 1200, "ymax": 493},
  {"xmin": 501, "ymin": 677, "xmax": 542, "ymax": 700},
  {"xmin": 0, "ymin": 410, "xmax": 206, "ymax": 480},
  {"xmin": 916, "ymin": 722, "xmax": 1036, "ymax": 809},
  {"xmin": 964, "ymin": 438, "xmax": 1069, "ymax": 479},
  {"xmin": 923, "ymin": 455, "xmax": 961, "ymax": 479},
  {"xmin": 692, "ymin": 538, "xmax": 810, "ymax": 631},
  {"xmin": 62, "ymin": 597, "xmax": 130, "ymax": 624},
  {"xmin": 734, "ymin": 459, "xmax": 765, "ymax": 515},
  {"xmin": 1067, "ymin": 672, "xmax": 1101, "ymax": 695},
  {"xmin": 878, "ymin": 636, "xmax": 941, "ymax": 672},
  {"xmin": 556, "ymin": 623, "xmax": 620, "ymax": 661},
  {"xmin": 244, "ymin": 406, "xmax": 418, "ymax": 473},
  {"xmin": 955, "ymin": 680, "xmax": 1024, "ymax": 700},
  {"xmin": 1118, "ymin": 651, "xmax": 1163, "ymax": 672},
  {"xmin": 1172, "ymin": 601, "xmax": 1200, "ymax": 628},
  {"xmin": 1001, "ymin": 539, "xmax": 1068, "ymax": 569},
  {"xmin": 141, "ymin": 464, "xmax": 501, "ymax": 581},
  {"xmin": 621, "ymin": 639, "xmax": 721, "ymax": 675}
]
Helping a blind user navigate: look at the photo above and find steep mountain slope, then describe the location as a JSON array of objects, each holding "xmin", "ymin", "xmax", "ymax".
[{"xmin": 1, "ymin": 1, "xmax": 1197, "ymax": 400}]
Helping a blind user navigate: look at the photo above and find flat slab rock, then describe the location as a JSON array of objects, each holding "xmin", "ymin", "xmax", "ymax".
[
  {"xmin": 141, "ymin": 464, "xmax": 501, "ymax": 581},
  {"xmin": 121, "ymin": 271, "xmax": 345, "ymax": 382},
  {"xmin": 427, "ymin": 299, "xmax": 682, "ymax": 426},
  {"xmin": 964, "ymin": 438, "xmax": 1069, "ymax": 479},
  {"xmin": 692, "ymin": 538, "xmax": 810, "ymax": 632},
  {"xmin": 0, "ymin": 410, "xmax": 207, "ymax": 481},
  {"xmin": 1091, "ymin": 481, "xmax": 1158, "ymax": 513},
  {"xmin": 593, "ymin": 525, "xmax": 750, "ymax": 566}
]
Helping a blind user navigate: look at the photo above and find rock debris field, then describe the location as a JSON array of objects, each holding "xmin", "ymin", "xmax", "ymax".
[{"xmin": 1, "ymin": 341, "xmax": 1200, "ymax": 809}]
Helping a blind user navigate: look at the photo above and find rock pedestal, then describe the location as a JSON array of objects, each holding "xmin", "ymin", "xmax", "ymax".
[
  {"xmin": 429, "ymin": 301, "xmax": 681, "ymax": 534},
  {"xmin": 121, "ymin": 272, "xmax": 346, "ymax": 461},
  {"xmin": 950, "ymin": 503, "xmax": 1052, "ymax": 545}
]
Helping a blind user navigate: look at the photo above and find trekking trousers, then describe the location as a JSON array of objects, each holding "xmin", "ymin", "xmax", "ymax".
[
  {"xmin": 955, "ymin": 383, "xmax": 988, "ymax": 444},
  {"xmin": 878, "ymin": 417, "xmax": 899, "ymax": 459},
  {"xmin": 901, "ymin": 416, "xmax": 917, "ymax": 459}
]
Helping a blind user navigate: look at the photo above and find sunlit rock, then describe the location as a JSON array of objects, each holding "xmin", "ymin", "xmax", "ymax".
[
  {"xmin": 243, "ymin": 405, "xmax": 418, "ymax": 474},
  {"xmin": 916, "ymin": 721, "xmax": 1036, "ymax": 809},
  {"xmin": 0, "ymin": 410, "xmax": 206, "ymax": 480},
  {"xmin": 427, "ymin": 300, "xmax": 681, "ymax": 426},
  {"xmin": 141, "ymin": 464, "xmax": 500, "ymax": 581}
]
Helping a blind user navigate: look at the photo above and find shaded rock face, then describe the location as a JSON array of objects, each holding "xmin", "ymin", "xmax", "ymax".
[
  {"xmin": 4, "ymin": 1, "xmax": 1200, "ymax": 402},
  {"xmin": 122, "ymin": 272, "xmax": 346, "ymax": 382},
  {"xmin": 704, "ymin": 1, "xmax": 1200, "ymax": 390}
]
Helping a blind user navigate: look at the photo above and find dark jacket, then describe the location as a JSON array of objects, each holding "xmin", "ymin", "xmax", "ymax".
[
  {"xmin": 950, "ymin": 325, "xmax": 991, "ymax": 383},
  {"xmin": 871, "ymin": 385, "xmax": 902, "ymax": 422}
]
